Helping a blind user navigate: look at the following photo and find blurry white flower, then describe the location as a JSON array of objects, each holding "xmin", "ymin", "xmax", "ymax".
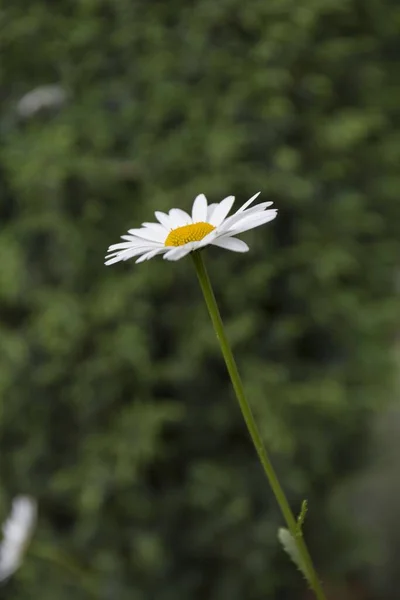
[
  {"xmin": 105, "ymin": 192, "xmax": 277, "ymax": 265},
  {"xmin": 0, "ymin": 496, "xmax": 37, "ymax": 582},
  {"xmin": 16, "ymin": 85, "xmax": 67, "ymax": 118}
]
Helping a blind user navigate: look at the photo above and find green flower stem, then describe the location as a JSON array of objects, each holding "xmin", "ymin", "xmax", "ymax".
[
  {"xmin": 191, "ymin": 251, "xmax": 326, "ymax": 600},
  {"xmin": 31, "ymin": 544, "xmax": 99, "ymax": 598}
]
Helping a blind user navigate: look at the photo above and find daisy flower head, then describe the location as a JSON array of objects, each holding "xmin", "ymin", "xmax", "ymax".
[
  {"xmin": 105, "ymin": 192, "xmax": 277, "ymax": 265},
  {"xmin": 0, "ymin": 496, "xmax": 37, "ymax": 582}
]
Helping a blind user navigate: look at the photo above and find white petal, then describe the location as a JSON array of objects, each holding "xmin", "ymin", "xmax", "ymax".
[
  {"xmin": 105, "ymin": 244, "xmax": 158, "ymax": 265},
  {"xmin": 107, "ymin": 241, "xmax": 138, "ymax": 252},
  {"xmin": 206, "ymin": 203, "xmax": 218, "ymax": 221},
  {"xmin": 105, "ymin": 254, "xmax": 123, "ymax": 266},
  {"xmin": 127, "ymin": 228, "xmax": 166, "ymax": 243},
  {"xmin": 196, "ymin": 229, "xmax": 218, "ymax": 248},
  {"xmin": 209, "ymin": 196, "xmax": 235, "ymax": 226},
  {"xmin": 235, "ymin": 192, "xmax": 261, "ymax": 213},
  {"xmin": 237, "ymin": 201, "xmax": 273, "ymax": 216},
  {"xmin": 107, "ymin": 236, "xmax": 152, "ymax": 251},
  {"xmin": 218, "ymin": 202, "xmax": 274, "ymax": 233},
  {"xmin": 120, "ymin": 235, "xmax": 145, "ymax": 243},
  {"xmin": 135, "ymin": 248, "xmax": 164, "ymax": 263},
  {"xmin": 163, "ymin": 245, "xmax": 193, "ymax": 261},
  {"xmin": 107, "ymin": 241, "xmax": 158, "ymax": 255},
  {"xmin": 192, "ymin": 194, "xmax": 208, "ymax": 222},
  {"xmin": 168, "ymin": 208, "xmax": 192, "ymax": 227},
  {"xmin": 211, "ymin": 237, "xmax": 250, "ymax": 252},
  {"xmin": 141, "ymin": 222, "xmax": 168, "ymax": 235},
  {"xmin": 228, "ymin": 210, "xmax": 278, "ymax": 235},
  {"xmin": 121, "ymin": 245, "xmax": 160, "ymax": 260},
  {"xmin": 105, "ymin": 254, "xmax": 128, "ymax": 266},
  {"xmin": 155, "ymin": 211, "xmax": 173, "ymax": 228}
]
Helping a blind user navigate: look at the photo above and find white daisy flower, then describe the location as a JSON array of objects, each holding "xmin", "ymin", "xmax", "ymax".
[
  {"xmin": 0, "ymin": 496, "xmax": 37, "ymax": 582},
  {"xmin": 105, "ymin": 192, "xmax": 277, "ymax": 265}
]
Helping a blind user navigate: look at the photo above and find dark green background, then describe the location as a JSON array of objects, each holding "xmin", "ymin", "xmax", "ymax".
[{"xmin": 0, "ymin": 0, "xmax": 399, "ymax": 598}]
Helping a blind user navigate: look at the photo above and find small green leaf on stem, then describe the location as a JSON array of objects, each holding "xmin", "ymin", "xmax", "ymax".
[
  {"xmin": 296, "ymin": 499, "xmax": 308, "ymax": 536},
  {"xmin": 278, "ymin": 527, "xmax": 311, "ymax": 586}
]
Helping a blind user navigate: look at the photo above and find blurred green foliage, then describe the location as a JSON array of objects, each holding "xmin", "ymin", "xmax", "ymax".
[{"xmin": 0, "ymin": 0, "xmax": 399, "ymax": 598}]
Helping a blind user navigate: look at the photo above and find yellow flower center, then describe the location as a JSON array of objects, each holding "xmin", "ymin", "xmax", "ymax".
[{"xmin": 164, "ymin": 222, "xmax": 215, "ymax": 247}]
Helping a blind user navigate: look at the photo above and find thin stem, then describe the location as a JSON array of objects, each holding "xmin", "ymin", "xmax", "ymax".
[
  {"xmin": 31, "ymin": 544, "xmax": 100, "ymax": 598},
  {"xmin": 191, "ymin": 250, "xmax": 327, "ymax": 600}
]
